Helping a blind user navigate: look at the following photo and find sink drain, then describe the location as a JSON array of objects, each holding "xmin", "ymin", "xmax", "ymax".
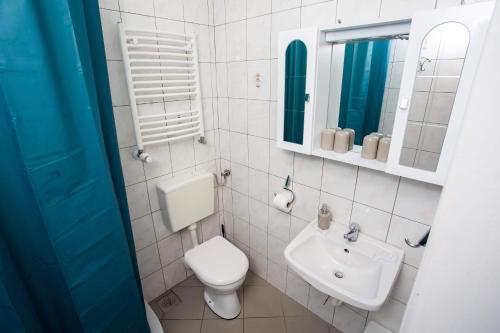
[{"xmin": 334, "ymin": 271, "xmax": 344, "ymax": 279}]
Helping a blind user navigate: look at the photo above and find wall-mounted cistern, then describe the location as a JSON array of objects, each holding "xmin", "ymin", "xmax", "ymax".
[{"xmin": 344, "ymin": 223, "xmax": 361, "ymax": 242}]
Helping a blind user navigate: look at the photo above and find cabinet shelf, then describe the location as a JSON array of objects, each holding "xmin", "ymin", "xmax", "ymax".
[{"xmin": 313, "ymin": 148, "xmax": 387, "ymax": 172}]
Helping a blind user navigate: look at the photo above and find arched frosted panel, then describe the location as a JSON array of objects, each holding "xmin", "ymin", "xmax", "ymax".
[
  {"xmin": 284, "ymin": 40, "xmax": 307, "ymax": 144},
  {"xmin": 399, "ymin": 22, "xmax": 469, "ymax": 172}
]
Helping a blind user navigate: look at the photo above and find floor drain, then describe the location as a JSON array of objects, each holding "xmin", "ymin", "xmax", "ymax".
[
  {"xmin": 156, "ymin": 291, "xmax": 181, "ymax": 314},
  {"xmin": 334, "ymin": 271, "xmax": 344, "ymax": 279}
]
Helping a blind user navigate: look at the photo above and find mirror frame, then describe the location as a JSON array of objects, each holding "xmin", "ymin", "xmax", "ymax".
[
  {"xmin": 276, "ymin": 3, "xmax": 493, "ymax": 186},
  {"xmin": 311, "ymin": 19, "xmax": 412, "ymax": 172},
  {"xmin": 277, "ymin": 27, "xmax": 319, "ymax": 155},
  {"xmin": 386, "ymin": 3, "xmax": 494, "ymax": 185}
]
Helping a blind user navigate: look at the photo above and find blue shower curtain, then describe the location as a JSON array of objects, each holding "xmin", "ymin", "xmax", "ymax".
[
  {"xmin": 0, "ymin": 1, "xmax": 149, "ymax": 332},
  {"xmin": 338, "ymin": 40, "xmax": 390, "ymax": 145}
]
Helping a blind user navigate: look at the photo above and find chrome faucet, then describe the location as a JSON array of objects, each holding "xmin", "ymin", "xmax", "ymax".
[{"xmin": 344, "ymin": 223, "xmax": 361, "ymax": 242}]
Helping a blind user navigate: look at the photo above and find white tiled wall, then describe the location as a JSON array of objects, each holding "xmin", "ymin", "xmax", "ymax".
[
  {"xmin": 213, "ymin": 1, "xmax": 451, "ymax": 332},
  {"xmin": 99, "ymin": 0, "xmax": 488, "ymax": 331},
  {"xmin": 98, "ymin": 0, "xmax": 222, "ymax": 302}
]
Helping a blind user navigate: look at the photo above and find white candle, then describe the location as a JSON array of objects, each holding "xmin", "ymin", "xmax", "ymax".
[
  {"xmin": 343, "ymin": 128, "xmax": 355, "ymax": 150},
  {"xmin": 376, "ymin": 137, "xmax": 391, "ymax": 162},
  {"xmin": 320, "ymin": 129, "xmax": 336, "ymax": 150},
  {"xmin": 333, "ymin": 130, "xmax": 349, "ymax": 153},
  {"xmin": 361, "ymin": 135, "xmax": 379, "ymax": 159}
]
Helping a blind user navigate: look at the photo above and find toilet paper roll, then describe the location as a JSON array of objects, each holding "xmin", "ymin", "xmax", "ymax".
[{"xmin": 273, "ymin": 189, "xmax": 295, "ymax": 213}]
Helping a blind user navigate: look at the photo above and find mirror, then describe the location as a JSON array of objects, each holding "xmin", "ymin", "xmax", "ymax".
[
  {"xmin": 399, "ymin": 22, "xmax": 469, "ymax": 171},
  {"xmin": 327, "ymin": 37, "xmax": 409, "ymax": 145},
  {"xmin": 284, "ymin": 40, "xmax": 307, "ymax": 145}
]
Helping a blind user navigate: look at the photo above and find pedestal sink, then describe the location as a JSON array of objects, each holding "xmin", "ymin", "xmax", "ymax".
[{"xmin": 284, "ymin": 221, "xmax": 404, "ymax": 311}]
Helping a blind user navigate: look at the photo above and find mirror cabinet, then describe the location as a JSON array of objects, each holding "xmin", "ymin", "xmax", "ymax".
[
  {"xmin": 277, "ymin": 27, "xmax": 318, "ymax": 154},
  {"xmin": 277, "ymin": 3, "xmax": 494, "ymax": 185}
]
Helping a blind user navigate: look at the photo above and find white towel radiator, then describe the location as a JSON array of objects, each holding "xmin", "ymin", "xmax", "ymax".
[{"xmin": 118, "ymin": 24, "xmax": 205, "ymax": 162}]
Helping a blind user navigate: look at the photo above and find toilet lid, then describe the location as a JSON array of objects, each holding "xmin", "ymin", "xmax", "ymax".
[{"xmin": 184, "ymin": 236, "xmax": 249, "ymax": 286}]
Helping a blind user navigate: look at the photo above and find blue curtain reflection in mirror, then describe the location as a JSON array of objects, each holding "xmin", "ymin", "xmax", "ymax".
[
  {"xmin": 338, "ymin": 40, "xmax": 390, "ymax": 145},
  {"xmin": 284, "ymin": 40, "xmax": 307, "ymax": 144}
]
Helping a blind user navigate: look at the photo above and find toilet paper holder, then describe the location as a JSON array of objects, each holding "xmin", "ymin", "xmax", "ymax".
[
  {"xmin": 274, "ymin": 175, "xmax": 295, "ymax": 205},
  {"xmin": 283, "ymin": 175, "xmax": 291, "ymax": 188}
]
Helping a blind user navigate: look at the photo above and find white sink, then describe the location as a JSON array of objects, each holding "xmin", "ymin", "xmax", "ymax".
[{"xmin": 284, "ymin": 221, "xmax": 404, "ymax": 311}]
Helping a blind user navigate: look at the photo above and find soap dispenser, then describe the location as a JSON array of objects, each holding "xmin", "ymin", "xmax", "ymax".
[{"xmin": 318, "ymin": 204, "xmax": 332, "ymax": 230}]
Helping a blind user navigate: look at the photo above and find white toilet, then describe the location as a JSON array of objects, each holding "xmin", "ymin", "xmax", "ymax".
[{"xmin": 157, "ymin": 171, "xmax": 249, "ymax": 319}]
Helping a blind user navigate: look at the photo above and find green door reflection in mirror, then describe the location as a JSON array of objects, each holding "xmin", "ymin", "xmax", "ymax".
[
  {"xmin": 338, "ymin": 40, "xmax": 390, "ymax": 145},
  {"xmin": 284, "ymin": 40, "xmax": 307, "ymax": 144},
  {"xmin": 327, "ymin": 37, "xmax": 409, "ymax": 145}
]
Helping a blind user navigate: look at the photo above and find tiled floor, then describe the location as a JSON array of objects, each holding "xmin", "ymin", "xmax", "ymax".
[{"xmin": 150, "ymin": 272, "xmax": 343, "ymax": 333}]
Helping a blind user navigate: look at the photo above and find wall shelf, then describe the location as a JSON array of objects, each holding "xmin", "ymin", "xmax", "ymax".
[{"xmin": 313, "ymin": 147, "xmax": 387, "ymax": 172}]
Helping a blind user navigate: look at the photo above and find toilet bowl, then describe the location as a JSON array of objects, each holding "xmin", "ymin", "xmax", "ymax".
[{"xmin": 184, "ymin": 235, "xmax": 249, "ymax": 319}]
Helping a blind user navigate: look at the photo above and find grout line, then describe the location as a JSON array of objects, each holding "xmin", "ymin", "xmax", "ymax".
[
  {"xmin": 384, "ymin": 177, "xmax": 402, "ymax": 243},
  {"xmin": 112, "ymin": 7, "xmax": 213, "ymax": 27},
  {"xmin": 346, "ymin": 166, "xmax": 360, "ymax": 236},
  {"xmin": 223, "ymin": 154, "xmax": 432, "ymax": 223}
]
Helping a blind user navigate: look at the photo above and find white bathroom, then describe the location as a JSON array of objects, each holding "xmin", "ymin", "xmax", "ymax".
[{"xmin": 1, "ymin": 0, "xmax": 499, "ymax": 332}]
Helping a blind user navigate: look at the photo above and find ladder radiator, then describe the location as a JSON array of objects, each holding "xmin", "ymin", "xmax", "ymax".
[{"xmin": 118, "ymin": 24, "xmax": 205, "ymax": 162}]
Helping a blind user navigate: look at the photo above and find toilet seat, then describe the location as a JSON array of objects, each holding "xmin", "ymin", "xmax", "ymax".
[{"xmin": 184, "ymin": 236, "xmax": 249, "ymax": 286}]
